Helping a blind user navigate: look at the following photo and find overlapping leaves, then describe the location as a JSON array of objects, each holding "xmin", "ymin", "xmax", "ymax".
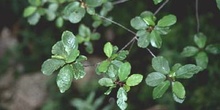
[
  {"xmin": 41, "ymin": 31, "xmax": 87, "ymax": 93},
  {"xmin": 145, "ymin": 56, "xmax": 201, "ymax": 102},
  {"xmin": 97, "ymin": 42, "xmax": 143, "ymax": 110},
  {"xmin": 181, "ymin": 32, "xmax": 220, "ymax": 70},
  {"xmin": 130, "ymin": 11, "xmax": 176, "ymax": 48}
]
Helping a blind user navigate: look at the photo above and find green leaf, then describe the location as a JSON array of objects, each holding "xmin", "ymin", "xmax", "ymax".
[
  {"xmin": 216, "ymin": 0, "xmax": 220, "ymax": 10},
  {"xmin": 117, "ymin": 87, "xmax": 127, "ymax": 110},
  {"xmin": 140, "ymin": 11, "xmax": 156, "ymax": 26},
  {"xmin": 27, "ymin": 12, "xmax": 40, "ymax": 25},
  {"xmin": 150, "ymin": 30, "xmax": 162, "ymax": 48},
  {"xmin": 85, "ymin": 0, "xmax": 103, "ymax": 7},
  {"xmin": 104, "ymin": 86, "xmax": 115, "ymax": 95},
  {"xmin": 65, "ymin": 49, "xmax": 80, "ymax": 63},
  {"xmin": 153, "ymin": 0, "xmax": 164, "ymax": 5},
  {"xmin": 171, "ymin": 63, "xmax": 182, "ymax": 72},
  {"xmin": 153, "ymin": 80, "xmax": 170, "ymax": 99},
  {"xmin": 57, "ymin": 64, "xmax": 74, "ymax": 93},
  {"xmin": 85, "ymin": 41, "xmax": 94, "ymax": 54},
  {"xmin": 23, "ymin": 6, "xmax": 37, "ymax": 17},
  {"xmin": 104, "ymin": 42, "xmax": 113, "ymax": 58},
  {"xmin": 61, "ymin": 31, "xmax": 78, "ymax": 55},
  {"xmin": 181, "ymin": 46, "xmax": 199, "ymax": 57},
  {"xmin": 173, "ymin": 93, "xmax": 184, "ymax": 103},
  {"xmin": 205, "ymin": 44, "xmax": 220, "ymax": 54},
  {"xmin": 152, "ymin": 56, "xmax": 170, "ymax": 74},
  {"xmin": 76, "ymin": 55, "xmax": 87, "ymax": 62},
  {"xmin": 194, "ymin": 33, "xmax": 207, "ymax": 48},
  {"xmin": 51, "ymin": 41, "xmax": 66, "ymax": 58},
  {"xmin": 28, "ymin": 0, "xmax": 41, "ymax": 6},
  {"xmin": 137, "ymin": 30, "xmax": 150, "ymax": 48},
  {"xmin": 97, "ymin": 60, "xmax": 111, "ymax": 73},
  {"xmin": 118, "ymin": 62, "xmax": 131, "ymax": 81},
  {"xmin": 98, "ymin": 78, "xmax": 114, "ymax": 87},
  {"xmin": 86, "ymin": 7, "xmax": 95, "ymax": 15},
  {"xmin": 79, "ymin": 24, "xmax": 91, "ymax": 37},
  {"xmin": 154, "ymin": 26, "xmax": 170, "ymax": 35},
  {"xmin": 41, "ymin": 59, "xmax": 65, "ymax": 76},
  {"xmin": 176, "ymin": 64, "xmax": 201, "ymax": 79},
  {"xmin": 126, "ymin": 74, "xmax": 143, "ymax": 86},
  {"xmin": 90, "ymin": 33, "xmax": 100, "ymax": 40},
  {"xmin": 63, "ymin": 2, "xmax": 85, "ymax": 23},
  {"xmin": 172, "ymin": 81, "xmax": 185, "ymax": 99},
  {"xmin": 195, "ymin": 51, "xmax": 208, "ymax": 70},
  {"xmin": 157, "ymin": 14, "xmax": 177, "ymax": 27},
  {"xmin": 145, "ymin": 72, "xmax": 166, "ymax": 87},
  {"xmin": 130, "ymin": 17, "xmax": 147, "ymax": 30},
  {"xmin": 56, "ymin": 17, "xmax": 64, "ymax": 28},
  {"xmin": 116, "ymin": 50, "xmax": 129, "ymax": 61},
  {"xmin": 72, "ymin": 62, "xmax": 86, "ymax": 79}
]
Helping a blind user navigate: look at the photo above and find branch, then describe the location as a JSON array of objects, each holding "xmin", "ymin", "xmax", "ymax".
[
  {"xmin": 154, "ymin": 0, "xmax": 169, "ymax": 15},
  {"xmin": 113, "ymin": 0, "xmax": 129, "ymax": 5},
  {"xmin": 195, "ymin": 0, "xmax": 200, "ymax": 33}
]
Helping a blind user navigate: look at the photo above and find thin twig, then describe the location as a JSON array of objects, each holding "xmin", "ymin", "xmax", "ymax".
[
  {"xmin": 146, "ymin": 48, "xmax": 156, "ymax": 58},
  {"xmin": 154, "ymin": 0, "xmax": 169, "ymax": 15},
  {"xmin": 195, "ymin": 0, "xmax": 200, "ymax": 33},
  {"xmin": 97, "ymin": 14, "xmax": 136, "ymax": 35},
  {"xmin": 119, "ymin": 36, "xmax": 137, "ymax": 52},
  {"xmin": 113, "ymin": 0, "xmax": 129, "ymax": 5}
]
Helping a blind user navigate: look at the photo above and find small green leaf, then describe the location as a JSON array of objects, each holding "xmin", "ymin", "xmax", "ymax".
[
  {"xmin": 173, "ymin": 93, "xmax": 184, "ymax": 103},
  {"xmin": 56, "ymin": 17, "xmax": 64, "ymax": 28},
  {"xmin": 79, "ymin": 24, "xmax": 91, "ymax": 37},
  {"xmin": 145, "ymin": 72, "xmax": 166, "ymax": 87},
  {"xmin": 85, "ymin": 41, "xmax": 94, "ymax": 54},
  {"xmin": 65, "ymin": 49, "xmax": 80, "ymax": 63},
  {"xmin": 117, "ymin": 87, "xmax": 127, "ymax": 110},
  {"xmin": 172, "ymin": 81, "xmax": 185, "ymax": 99},
  {"xmin": 85, "ymin": 0, "xmax": 102, "ymax": 7},
  {"xmin": 181, "ymin": 46, "xmax": 199, "ymax": 57},
  {"xmin": 157, "ymin": 14, "xmax": 177, "ymax": 27},
  {"xmin": 150, "ymin": 30, "xmax": 162, "ymax": 48},
  {"xmin": 118, "ymin": 62, "xmax": 131, "ymax": 81},
  {"xmin": 28, "ymin": 0, "xmax": 41, "ymax": 6},
  {"xmin": 57, "ymin": 64, "xmax": 74, "ymax": 93},
  {"xmin": 153, "ymin": 0, "xmax": 164, "ymax": 5},
  {"xmin": 41, "ymin": 59, "xmax": 65, "ymax": 76},
  {"xmin": 86, "ymin": 7, "xmax": 95, "ymax": 15},
  {"xmin": 104, "ymin": 86, "xmax": 115, "ymax": 95},
  {"xmin": 27, "ymin": 12, "xmax": 41, "ymax": 25},
  {"xmin": 51, "ymin": 41, "xmax": 66, "ymax": 58},
  {"xmin": 98, "ymin": 78, "xmax": 114, "ymax": 87},
  {"xmin": 152, "ymin": 56, "xmax": 170, "ymax": 74},
  {"xmin": 195, "ymin": 51, "xmax": 208, "ymax": 70},
  {"xmin": 90, "ymin": 33, "xmax": 100, "ymax": 40},
  {"xmin": 104, "ymin": 42, "xmax": 113, "ymax": 58},
  {"xmin": 176, "ymin": 64, "xmax": 201, "ymax": 79},
  {"xmin": 171, "ymin": 63, "xmax": 182, "ymax": 72},
  {"xmin": 130, "ymin": 17, "xmax": 148, "ymax": 30},
  {"xmin": 62, "ymin": 31, "xmax": 78, "ymax": 55},
  {"xmin": 216, "ymin": 0, "xmax": 220, "ymax": 10},
  {"xmin": 63, "ymin": 2, "xmax": 85, "ymax": 23},
  {"xmin": 137, "ymin": 30, "xmax": 150, "ymax": 48},
  {"xmin": 116, "ymin": 50, "xmax": 129, "ymax": 61},
  {"xmin": 72, "ymin": 62, "xmax": 86, "ymax": 79},
  {"xmin": 140, "ymin": 11, "xmax": 156, "ymax": 26},
  {"xmin": 106, "ymin": 65, "xmax": 117, "ymax": 78},
  {"xmin": 205, "ymin": 44, "xmax": 220, "ymax": 54},
  {"xmin": 76, "ymin": 55, "xmax": 87, "ymax": 62},
  {"xmin": 126, "ymin": 74, "xmax": 143, "ymax": 86},
  {"xmin": 123, "ymin": 84, "xmax": 130, "ymax": 92},
  {"xmin": 23, "ymin": 6, "xmax": 37, "ymax": 17},
  {"xmin": 153, "ymin": 80, "xmax": 170, "ymax": 99},
  {"xmin": 194, "ymin": 33, "xmax": 207, "ymax": 48},
  {"xmin": 97, "ymin": 60, "xmax": 111, "ymax": 73}
]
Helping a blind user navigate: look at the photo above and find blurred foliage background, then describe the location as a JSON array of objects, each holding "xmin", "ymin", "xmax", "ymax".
[{"xmin": 0, "ymin": 0, "xmax": 220, "ymax": 110}]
